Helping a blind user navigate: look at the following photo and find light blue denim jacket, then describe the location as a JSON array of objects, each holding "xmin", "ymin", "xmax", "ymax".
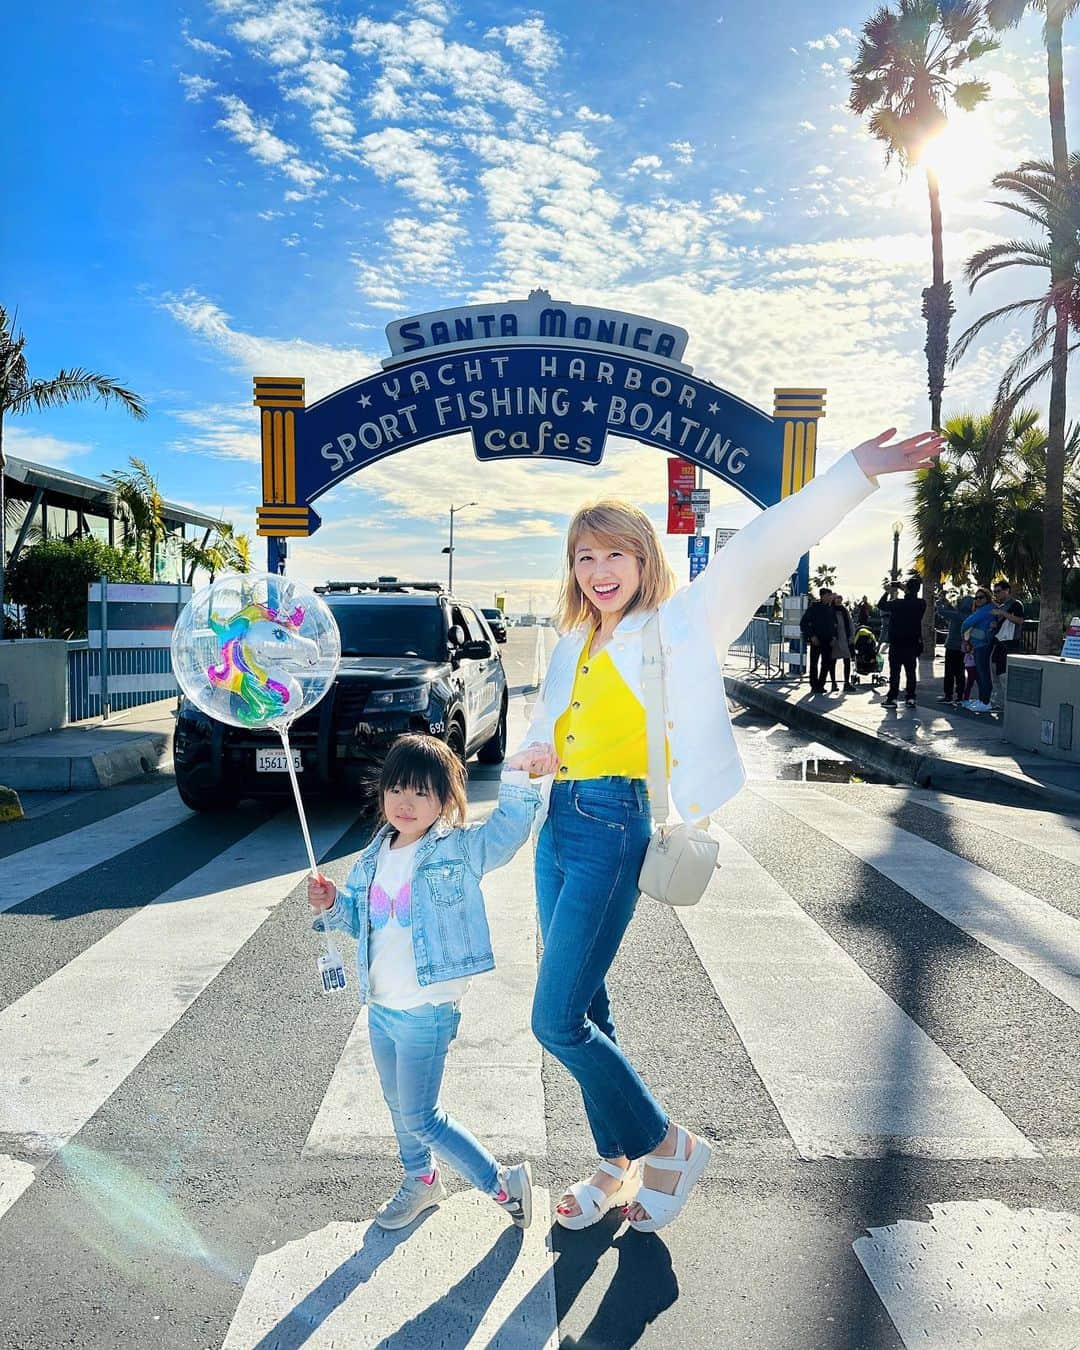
[{"xmin": 315, "ymin": 774, "xmax": 541, "ymax": 1005}]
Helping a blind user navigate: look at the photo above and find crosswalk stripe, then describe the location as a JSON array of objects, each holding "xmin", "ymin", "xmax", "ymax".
[
  {"xmin": 221, "ymin": 1190, "xmax": 559, "ymax": 1349},
  {"xmin": 0, "ymin": 805, "xmax": 358, "ymax": 1217},
  {"xmin": 853, "ymin": 1198, "xmax": 1080, "ymax": 1348},
  {"xmin": 306, "ymin": 702, "xmax": 545, "ymax": 1161},
  {"xmin": 0, "ymin": 789, "xmax": 194, "ymax": 913},
  {"xmin": 678, "ymin": 828, "xmax": 1037, "ymax": 1160},
  {"xmin": 904, "ymin": 788, "xmax": 1080, "ymax": 865},
  {"xmin": 750, "ymin": 785, "xmax": 1080, "ymax": 1019}
]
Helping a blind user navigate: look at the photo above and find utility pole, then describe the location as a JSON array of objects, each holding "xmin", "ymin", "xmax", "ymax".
[{"xmin": 443, "ymin": 501, "xmax": 477, "ymax": 593}]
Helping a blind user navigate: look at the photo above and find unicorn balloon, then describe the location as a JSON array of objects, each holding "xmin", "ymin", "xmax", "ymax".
[
  {"xmin": 172, "ymin": 573, "xmax": 341, "ymax": 733},
  {"xmin": 205, "ymin": 600, "xmax": 320, "ymax": 727}
]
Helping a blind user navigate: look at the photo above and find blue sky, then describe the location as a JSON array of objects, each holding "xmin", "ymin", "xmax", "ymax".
[{"xmin": 4, "ymin": 0, "xmax": 1075, "ymax": 612}]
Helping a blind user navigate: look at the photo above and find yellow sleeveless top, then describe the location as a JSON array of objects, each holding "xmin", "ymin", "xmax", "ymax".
[{"xmin": 554, "ymin": 633, "xmax": 663, "ymax": 780}]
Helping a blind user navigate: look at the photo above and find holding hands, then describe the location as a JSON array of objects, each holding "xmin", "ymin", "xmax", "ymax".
[
  {"xmin": 506, "ymin": 742, "xmax": 560, "ymax": 777},
  {"xmin": 852, "ymin": 429, "xmax": 944, "ymax": 479}
]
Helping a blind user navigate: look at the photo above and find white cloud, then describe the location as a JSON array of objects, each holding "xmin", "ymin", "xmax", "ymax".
[
  {"xmin": 360, "ymin": 126, "xmax": 468, "ymax": 209},
  {"xmin": 798, "ymin": 120, "xmax": 816, "ymax": 131},
  {"xmin": 626, "ymin": 154, "xmax": 664, "ymax": 177},
  {"xmin": 182, "ymin": 25, "xmax": 231, "ymax": 59},
  {"xmin": 485, "ymin": 18, "xmax": 561, "ymax": 74},
  {"xmin": 215, "ymin": 94, "xmax": 324, "ymax": 192},
  {"xmin": 668, "ymin": 139, "xmax": 695, "ymax": 165},
  {"xmin": 180, "ymin": 73, "xmax": 217, "ymax": 102},
  {"xmin": 576, "ymin": 104, "xmax": 613, "ymax": 124},
  {"xmin": 170, "ymin": 404, "xmax": 261, "ymax": 462},
  {"xmin": 228, "ymin": 1, "xmax": 331, "ymax": 67},
  {"xmin": 4, "ymin": 428, "xmax": 93, "ymax": 467}
]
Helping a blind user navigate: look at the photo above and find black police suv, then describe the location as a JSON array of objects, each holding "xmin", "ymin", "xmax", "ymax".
[
  {"xmin": 173, "ymin": 579, "xmax": 508, "ymax": 811},
  {"xmin": 481, "ymin": 607, "xmax": 508, "ymax": 643}
]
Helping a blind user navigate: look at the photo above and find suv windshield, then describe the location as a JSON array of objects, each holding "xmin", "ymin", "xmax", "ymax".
[{"xmin": 327, "ymin": 600, "xmax": 446, "ymax": 660}]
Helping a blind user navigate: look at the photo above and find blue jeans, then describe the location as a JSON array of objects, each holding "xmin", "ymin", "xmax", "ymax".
[
  {"xmin": 532, "ymin": 777, "xmax": 669, "ymax": 1161},
  {"xmin": 973, "ymin": 644, "xmax": 992, "ymax": 703},
  {"xmin": 367, "ymin": 1001, "xmax": 500, "ymax": 1195}
]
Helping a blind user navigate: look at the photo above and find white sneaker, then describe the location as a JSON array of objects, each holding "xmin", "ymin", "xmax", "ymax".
[{"xmin": 375, "ymin": 1169, "xmax": 447, "ymax": 1230}]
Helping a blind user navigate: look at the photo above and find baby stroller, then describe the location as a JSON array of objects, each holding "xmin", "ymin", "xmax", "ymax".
[{"xmin": 851, "ymin": 625, "xmax": 884, "ymax": 687}]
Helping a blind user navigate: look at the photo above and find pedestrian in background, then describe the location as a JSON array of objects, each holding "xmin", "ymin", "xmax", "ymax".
[
  {"xmin": 961, "ymin": 587, "xmax": 996, "ymax": 713},
  {"xmin": 855, "ymin": 595, "xmax": 872, "ymax": 627},
  {"xmin": 935, "ymin": 591, "xmax": 973, "ymax": 707},
  {"xmin": 989, "ymin": 579, "xmax": 1025, "ymax": 710},
  {"xmin": 829, "ymin": 592, "xmax": 854, "ymax": 692},
  {"xmin": 800, "ymin": 588, "xmax": 838, "ymax": 693},
  {"xmin": 878, "ymin": 575, "xmax": 926, "ymax": 708}
]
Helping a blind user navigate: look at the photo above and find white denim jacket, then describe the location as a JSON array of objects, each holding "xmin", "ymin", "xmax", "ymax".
[{"xmin": 522, "ymin": 451, "xmax": 878, "ymax": 821}]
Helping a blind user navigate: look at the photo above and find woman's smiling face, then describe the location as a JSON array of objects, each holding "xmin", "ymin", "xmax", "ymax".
[{"xmin": 573, "ymin": 530, "xmax": 642, "ymax": 619}]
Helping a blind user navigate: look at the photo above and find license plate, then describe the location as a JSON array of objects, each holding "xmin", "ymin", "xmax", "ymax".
[{"xmin": 256, "ymin": 748, "xmax": 303, "ymax": 773}]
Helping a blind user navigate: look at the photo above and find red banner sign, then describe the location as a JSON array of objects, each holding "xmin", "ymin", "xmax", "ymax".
[{"xmin": 667, "ymin": 457, "xmax": 696, "ymax": 534}]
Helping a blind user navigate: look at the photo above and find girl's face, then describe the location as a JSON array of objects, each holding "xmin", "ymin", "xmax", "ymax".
[
  {"xmin": 573, "ymin": 530, "xmax": 642, "ymax": 621},
  {"xmin": 383, "ymin": 780, "xmax": 444, "ymax": 844}
]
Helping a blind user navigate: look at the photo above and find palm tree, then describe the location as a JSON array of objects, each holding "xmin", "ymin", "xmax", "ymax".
[
  {"xmin": 180, "ymin": 520, "xmax": 252, "ymax": 584},
  {"xmin": 949, "ymin": 155, "xmax": 1080, "ymax": 647},
  {"xmin": 985, "ymin": 0, "xmax": 1080, "ymax": 651},
  {"xmin": 850, "ymin": 1, "xmax": 997, "ymax": 431},
  {"xmin": 849, "ymin": 1, "xmax": 997, "ymax": 667},
  {"xmin": 103, "ymin": 457, "xmax": 167, "ymax": 575},
  {"xmin": 0, "ymin": 304, "xmax": 147, "ymax": 636},
  {"xmin": 913, "ymin": 408, "xmax": 1080, "ymax": 597}
]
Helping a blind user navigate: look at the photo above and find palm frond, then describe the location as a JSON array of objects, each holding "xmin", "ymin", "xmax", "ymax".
[
  {"xmin": 8, "ymin": 371, "xmax": 148, "ymax": 420},
  {"xmin": 949, "ymin": 298, "xmax": 1047, "ymax": 366}
]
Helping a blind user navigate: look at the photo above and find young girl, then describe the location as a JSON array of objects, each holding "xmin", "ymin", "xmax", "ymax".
[{"xmin": 308, "ymin": 732, "xmax": 558, "ymax": 1232}]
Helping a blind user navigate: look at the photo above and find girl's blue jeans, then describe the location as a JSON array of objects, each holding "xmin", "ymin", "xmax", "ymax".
[
  {"xmin": 367, "ymin": 1001, "xmax": 500, "ymax": 1195},
  {"xmin": 532, "ymin": 777, "xmax": 669, "ymax": 1161}
]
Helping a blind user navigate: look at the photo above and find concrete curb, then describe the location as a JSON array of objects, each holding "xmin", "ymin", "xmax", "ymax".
[
  {"xmin": 0, "ymin": 786, "xmax": 24, "ymax": 822},
  {"xmin": 0, "ymin": 730, "xmax": 172, "ymax": 792},
  {"xmin": 725, "ymin": 674, "xmax": 1080, "ymax": 811}
]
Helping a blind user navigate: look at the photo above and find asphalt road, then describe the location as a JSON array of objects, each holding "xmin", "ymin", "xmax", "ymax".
[{"xmin": 1, "ymin": 626, "xmax": 1078, "ymax": 1350}]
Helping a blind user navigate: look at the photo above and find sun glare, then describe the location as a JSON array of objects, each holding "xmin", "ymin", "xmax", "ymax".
[{"xmin": 914, "ymin": 119, "xmax": 1002, "ymax": 200}]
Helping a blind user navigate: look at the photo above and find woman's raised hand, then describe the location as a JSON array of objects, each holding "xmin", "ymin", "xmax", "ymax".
[{"xmin": 852, "ymin": 429, "xmax": 945, "ymax": 479}]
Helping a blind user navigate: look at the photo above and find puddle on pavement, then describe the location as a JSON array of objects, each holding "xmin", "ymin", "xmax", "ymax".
[
  {"xmin": 775, "ymin": 757, "xmax": 894, "ymax": 784},
  {"xmin": 738, "ymin": 721, "xmax": 897, "ymax": 785}
]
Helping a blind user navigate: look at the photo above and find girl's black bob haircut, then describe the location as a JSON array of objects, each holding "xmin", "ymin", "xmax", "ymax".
[{"xmin": 378, "ymin": 733, "xmax": 468, "ymax": 827}]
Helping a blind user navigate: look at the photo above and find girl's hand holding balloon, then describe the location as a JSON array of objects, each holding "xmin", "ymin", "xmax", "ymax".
[{"xmin": 308, "ymin": 873, "xmax": 337, "ymax": 913}]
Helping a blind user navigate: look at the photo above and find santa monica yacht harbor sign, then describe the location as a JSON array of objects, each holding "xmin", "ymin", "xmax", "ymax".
[{"xmin": 254, "ymin": 290, "xmax": 826, "ymax": 575}]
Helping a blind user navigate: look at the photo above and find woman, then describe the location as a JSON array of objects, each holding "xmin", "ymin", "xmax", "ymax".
[
  {"xmin": 520, "ymin": 428, "xmax": 942, "ymax": 1233},
  {"xmin": 828, "ymin": 592, "xmax": 854, "ymax": 692}
]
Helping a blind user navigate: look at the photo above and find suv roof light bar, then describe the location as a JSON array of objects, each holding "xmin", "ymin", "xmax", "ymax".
[{"xmin": 315, "ymin": 579, "xmax": 448, "ymax": 595}]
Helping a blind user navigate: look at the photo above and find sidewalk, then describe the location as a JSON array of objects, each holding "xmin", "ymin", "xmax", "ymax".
[
  {"xmin": 725, "ymin": 653, "xmax": 1080, "ymax": 811},
  {"xmin": 0, "ymin": 698, "xmax": 176, "ymax": 792}
]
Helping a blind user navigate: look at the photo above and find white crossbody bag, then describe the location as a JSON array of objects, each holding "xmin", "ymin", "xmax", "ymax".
[{"xmin": 637, "ymin": 613, "xmax": 720, "ymax": 906}]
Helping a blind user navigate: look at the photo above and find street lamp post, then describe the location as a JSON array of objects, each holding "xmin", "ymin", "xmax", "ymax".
[
  {"xmin": 443, "ymin": 501, "xmax": 477, "ymax": 593},
  {"xmin": 890, "ymin": 519, "xmax": 904, "ymax": 587}
]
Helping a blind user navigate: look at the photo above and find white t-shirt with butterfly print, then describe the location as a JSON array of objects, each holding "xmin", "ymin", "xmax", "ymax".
[{"xmin": 366, "ymin": 834, "xmax": 472, "ymax": 1010}]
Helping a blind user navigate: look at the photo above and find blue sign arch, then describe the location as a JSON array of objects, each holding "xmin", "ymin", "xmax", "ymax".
[{"xmin": 253, "ymin": 297, "xmax": 826, "ymax": 588}]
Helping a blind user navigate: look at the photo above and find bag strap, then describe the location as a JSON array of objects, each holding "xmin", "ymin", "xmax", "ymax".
[{"xmin": 640, "ymin": 612, "xmax": 669, "ymax": 824}]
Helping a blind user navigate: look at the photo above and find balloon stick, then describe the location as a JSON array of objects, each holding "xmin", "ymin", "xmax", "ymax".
[{"xmin": 279, "ymin": 727, "xmax": 347, "ymax": 993}]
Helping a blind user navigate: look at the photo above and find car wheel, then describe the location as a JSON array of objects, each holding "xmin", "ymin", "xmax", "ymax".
[
  {"xmin": 176, "ymin": 776, "xmax": 237, "ymax": 813},
  {"xmin": 476, "ymin": 699, "xmax": 507, "ymax": 763},
  {"xmin": 446, "ymin": 720, "xmax": 467, "ymax": 764}
]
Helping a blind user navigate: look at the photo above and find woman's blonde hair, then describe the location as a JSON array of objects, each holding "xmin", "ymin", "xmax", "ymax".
[{"xmin": 554, "ymin": 499, "xmax": 679, "ymax": 633}]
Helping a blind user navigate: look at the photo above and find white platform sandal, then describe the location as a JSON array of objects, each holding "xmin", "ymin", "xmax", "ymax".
[
  {"xmin": 627, "ymin": 1127, "xmax": 712, "ymax": 1233},
  {"xmin": 555, "ymin": 1159, "xmax": 641, "ymax": 1230}
]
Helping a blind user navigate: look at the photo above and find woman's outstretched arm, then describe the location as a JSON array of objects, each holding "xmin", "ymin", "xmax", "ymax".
[{"xmin": 686, "ymin": 429, "xmax": 942, "ymax": 653}]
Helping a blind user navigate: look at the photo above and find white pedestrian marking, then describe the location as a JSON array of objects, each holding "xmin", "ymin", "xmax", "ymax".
[
  {"xmin": 305, "ymin": 846, "xmax": 545, "ymax": 1160},
  {"xmin": 751, "ymin": 786, "xmax": 1080, "ymax": 1018},
  {"xmin": 854, "ymin": 1199, "xmax": 1080, "ymax": 1348},
  {"xmin": 678, "ymin": 829, "xmax": 1037, "ymax": 1159},
  {"xmin": 0, "ymin": 806, "xmax": 357, "ymax": 1203},
  {"xmin": 902, "ymin": 788, "xmax": 1080, "ymax": 865},
  {"xmin": 221, "ymin": 1191, "xmax": 558, "ymax": 1350},
  {"xmin": 0, "ymin": 789, "xmax": 194, "ymax": 913},
  {"xmin": 0, "ymin": 1156, "xmax": 35, "ymax": 1216}
]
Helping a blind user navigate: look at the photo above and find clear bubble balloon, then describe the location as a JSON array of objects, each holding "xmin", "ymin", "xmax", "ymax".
[{"xmin": 171, "ymin": 572, "xmax": 340, "ymax": 731}]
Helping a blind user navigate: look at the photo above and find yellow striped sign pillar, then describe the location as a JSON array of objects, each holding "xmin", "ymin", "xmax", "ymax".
[
  {"xmin": 254, "ymin": 376, "xmax": 307, "ymax": 573},
  {"xmin": 774, "ymin": 387, "xmax": 826, "ymax": 594}
]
